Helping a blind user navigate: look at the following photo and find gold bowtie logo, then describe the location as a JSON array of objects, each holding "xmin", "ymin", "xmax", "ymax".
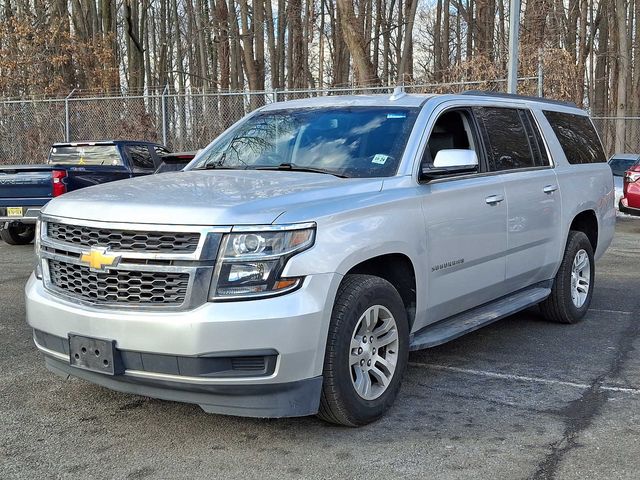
[{"xmin": 80, "ymin": 247, "xmax": 120, "ymax": 272}]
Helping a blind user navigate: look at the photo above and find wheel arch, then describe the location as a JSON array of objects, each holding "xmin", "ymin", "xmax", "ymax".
[
  {"xmin": 569, "ymin": 209, "xmax": 598, "ymax": 252},
  {"xmin": 343, "ymin": 253, "xmax": 418, "ymax": 330}
]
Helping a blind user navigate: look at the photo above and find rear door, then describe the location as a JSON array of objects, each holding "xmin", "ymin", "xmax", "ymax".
[
  {"xmin": 419, "ymin": 107, "xmax": 509, "ymax": 323},
  {"xmin": 474, "ymin": 106, "xmax": 562, "ymax": 292}
]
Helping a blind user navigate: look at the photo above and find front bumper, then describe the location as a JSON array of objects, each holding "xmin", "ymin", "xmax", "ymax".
[
  {"xmin": 26, "ymin": 272, "xmax": 341, "ymax": 417},
  {"xmin": 44, "ymin": 356, "xmax": 323, "ymax": 417}
]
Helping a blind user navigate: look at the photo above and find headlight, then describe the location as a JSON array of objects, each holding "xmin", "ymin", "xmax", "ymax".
[
  {"xmin": 209, "ymin": 224, "xmax": 315, "ymax": 300},
  {"xmin": 34, "ymin": 220, "xmax": 42, "ymax": 279}
]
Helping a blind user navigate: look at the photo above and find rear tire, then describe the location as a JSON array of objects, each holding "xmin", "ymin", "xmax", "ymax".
[
  {"xmin": 318, "ymin": 274, "xmax": 409, "ymax": 426},
  {"xmin": 0, "ymin": 224, "xmax": 35, "ymax": 245},
  {"xmin": 539, "ymin": 231, "xmax": 594, "ymax": 324}
]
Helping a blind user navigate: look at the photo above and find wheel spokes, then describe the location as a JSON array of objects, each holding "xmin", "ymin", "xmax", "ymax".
[
  {"xmin": 576, "ymin": 278, "xmax": 589, "ymax": 294},
  {"xmin": 349, "ymin": 304, "xmax": 400, "ymax": 401},
  {"xmin": 369, "ymin": 365, "xmax": 391, "ymax": 388},
  {"xmin": 571, "ymin": 249, "xmax": 591, "ymax": 308},
  {"xmin": 375, "ymin": 355, "xmax": 396, "ymax": 374},
  {"xmin": 353, "ymin": 368, "xmax": 372, "ymax": 398},
  {"xmin": 376, "ymin": 329, "xmax": 398, "ymax": 348},
  {"xmin": 575, "ymin": 253, "xmax": 589, "ymax": 272}
]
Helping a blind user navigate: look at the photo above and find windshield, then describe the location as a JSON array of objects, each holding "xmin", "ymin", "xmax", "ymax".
[
  {"xmin": 609, "ymin": 157, "xmax": 639, "ymax": 176},
  {"xmin": 48, "ymin": 145, "xmax": 123, "ymax": 166},
  {"xmin": 188, "ymin": 107, "xmax": 419, "ymax": 178}
]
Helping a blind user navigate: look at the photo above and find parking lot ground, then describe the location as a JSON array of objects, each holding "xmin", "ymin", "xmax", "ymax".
[{"xmin": 1, "ymin": 218, "xmax": 639, "ymax": 480}]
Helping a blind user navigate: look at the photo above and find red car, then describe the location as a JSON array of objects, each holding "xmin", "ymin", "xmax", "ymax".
[{"xmin": 620, "ymin": 161, "xmax": 640, "ymax": 215}]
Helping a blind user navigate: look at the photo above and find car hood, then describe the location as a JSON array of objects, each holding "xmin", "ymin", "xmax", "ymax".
[{"xmin": 43, "ymin": 170, "xmax": 383, "ymax": 225}]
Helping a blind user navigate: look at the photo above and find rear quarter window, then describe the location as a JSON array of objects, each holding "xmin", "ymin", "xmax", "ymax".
[{"xmin": 543, "ymin": 111, "xmax": 606, "ymax": 164}]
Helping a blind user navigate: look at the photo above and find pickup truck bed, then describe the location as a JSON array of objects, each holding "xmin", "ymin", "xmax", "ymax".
[{"xmin": 0, "ymin": 165, "xmax": 54, "ymax": 223}]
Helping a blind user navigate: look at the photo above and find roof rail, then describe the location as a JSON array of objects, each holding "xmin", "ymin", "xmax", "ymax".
[{"xmin": 460, "ymin": 90, "xmax": 578, "ymax": 108}]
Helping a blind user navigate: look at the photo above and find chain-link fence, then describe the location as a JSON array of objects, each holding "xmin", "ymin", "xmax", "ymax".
[
  {"xmin": 0, "ymin": 99, "xmax": 66, "ymax": 162},
  {"xmin": 0, "ymin": 76, "xmax": 635, "ymax": 163},
  {"xmin": 590, "ymin": 117, "xmax": 640, "ymax": 157}
]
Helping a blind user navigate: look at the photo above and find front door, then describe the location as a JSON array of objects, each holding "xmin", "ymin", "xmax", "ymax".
[{"xmin": 419, "ymin": 108, "xmax": 509, "ymax": 324}]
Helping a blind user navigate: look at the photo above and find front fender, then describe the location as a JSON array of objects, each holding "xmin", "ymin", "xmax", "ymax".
[{"xmin": 281, "ymin": 192, "xmax": 427, "ymax": 330}]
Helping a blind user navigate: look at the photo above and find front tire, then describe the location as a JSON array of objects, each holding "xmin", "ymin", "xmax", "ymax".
[
  {"xmin": 318, "ymin": 274, "xmax": 409, "ymax": 426},
  {"xmin": 0, "ymin": 224, "xmax": 35, "ymax": 245},
  {"xmin": 539, "ymin": 231, "xmax": 595, "ymax": 324}
]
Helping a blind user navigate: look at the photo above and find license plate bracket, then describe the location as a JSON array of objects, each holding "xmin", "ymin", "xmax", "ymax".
[
  {"xmin": 68, "ymin": 335, "xmax": 124, "ymax": 375},
  {"xmin": 7, "ymin": 207, "xmax": 23, "ymax": 217}
]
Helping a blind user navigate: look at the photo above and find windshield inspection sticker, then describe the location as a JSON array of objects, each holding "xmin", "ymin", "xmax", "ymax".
[
  {"xmin": 372, "ymin": 154, "xmax": 389, "ymax": 165},
  {"xmin": 387, "ymin": 113, "xmax": 406, "ymax": 119}
]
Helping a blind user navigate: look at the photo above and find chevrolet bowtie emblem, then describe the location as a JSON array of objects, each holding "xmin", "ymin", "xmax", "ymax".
[{"xmin": 80, "ymin": 247, "xmax": 120, "ymax": 272}]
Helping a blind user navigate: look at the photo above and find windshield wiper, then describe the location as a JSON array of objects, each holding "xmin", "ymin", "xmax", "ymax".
[
  {"xmin": 254, "ymin": 163, "xmax": 348, "ymax": 178},
  {"xmin": 193, "ymin": 151, "xmax": 253, "ymax": 171},
  {"xmin": 194, "ymin": 163, "xmax": 232, "ymax": 170}
]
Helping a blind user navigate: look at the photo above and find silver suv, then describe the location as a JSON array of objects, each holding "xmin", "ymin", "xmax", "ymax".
[{"xmin": 26, "ymin": 92, "xmax": 615, "ymax": 426}]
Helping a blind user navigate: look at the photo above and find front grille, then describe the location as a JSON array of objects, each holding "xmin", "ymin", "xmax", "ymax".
[
  {"xmin": 48, "ymin": 260, "xmax": 189, "ymax": 305},
  {"xmin": 47, "ymin": 222, "xmax": 200, "ymax": 253}
]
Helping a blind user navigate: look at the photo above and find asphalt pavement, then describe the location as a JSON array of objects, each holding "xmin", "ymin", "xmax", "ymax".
[{"xmin": 1, "ymin": 218, "xmax": 639, "ymax": 479}]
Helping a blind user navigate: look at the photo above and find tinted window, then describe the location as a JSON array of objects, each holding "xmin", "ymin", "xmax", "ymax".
[
  {"xmin": 188, "ymin": 107, "xmax": 419, "ymax": 178},
  {"xmin": 48, "ymin": 145, "xmax": 122, "ymax": 166},
  {"xmin": 608, "ymin": 157, "xmax": 639, "ymax": 176},
  {"xmin": 521, "ymin": 110, "xmax": 549, "ymax": 166},
  {"xmin": 474, "ymin": 107, "xmax": 536, "ymax": 171},
  {"xmin": 126, "ymin": 145, "xmax": 154, "ymax": 170},
  {"xmin": 543, "ymin": 111, "xmax": 606, "ymax": 164}
]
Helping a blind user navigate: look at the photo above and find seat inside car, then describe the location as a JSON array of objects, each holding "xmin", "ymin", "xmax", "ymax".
[{"xmin": 428, "ymin": 111, "xmax": 471, "ymax": 160}]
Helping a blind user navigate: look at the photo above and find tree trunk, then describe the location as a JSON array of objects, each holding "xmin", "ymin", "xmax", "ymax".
[
  {"xmin": 336, "ymin": 0, "xmax": 380, "ymax": 85},
  {"xmin": 398, "ymin": 0, "xmax": 418, "ymax": 83}
]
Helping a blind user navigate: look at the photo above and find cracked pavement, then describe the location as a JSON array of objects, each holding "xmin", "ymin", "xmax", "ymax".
[{"xmin": 1, "ymin": 217, "xmax": 639, "ymax": 479}]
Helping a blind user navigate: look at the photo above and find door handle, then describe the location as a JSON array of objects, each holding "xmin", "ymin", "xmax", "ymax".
[
  {"xmin": 485, "ymin": 194, "xmax": 505, "ymax": 205},
  {"xmin": 543, "ymin": 184, "xmax": 558, "ymax": 194}
]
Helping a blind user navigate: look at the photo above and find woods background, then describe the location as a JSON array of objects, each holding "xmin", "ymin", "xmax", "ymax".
[{"xmin": 0, "ymin": 0, "xmax": 637, "ymax": 158}]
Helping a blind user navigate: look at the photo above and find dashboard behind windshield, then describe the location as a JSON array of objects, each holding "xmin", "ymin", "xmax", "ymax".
[{"xmin": 188, "ymin": 106, "xmax": 419, "ymax": 178}]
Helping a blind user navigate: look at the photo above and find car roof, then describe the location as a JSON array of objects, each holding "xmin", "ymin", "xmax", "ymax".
[
  {"xmin": 259, "ymin": 91, "xmax": 585, "ymax": 114},
  {"xmin": 260, "ymin": 93, "xmax": 432, "ymax": 111}
]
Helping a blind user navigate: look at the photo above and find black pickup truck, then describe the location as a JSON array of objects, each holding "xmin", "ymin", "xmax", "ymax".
[{"xmin": 0, "ymin": 140, "xmax": 171, "ymax": 245}]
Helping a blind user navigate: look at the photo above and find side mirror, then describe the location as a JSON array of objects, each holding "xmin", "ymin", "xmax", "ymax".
[
  {"xmin": 433, "ymin": 149, "xmax": 478, "ymax": 168},
  {"xmin": 421, "ymin": 149, "xmax": 478, "ymax": 180}
]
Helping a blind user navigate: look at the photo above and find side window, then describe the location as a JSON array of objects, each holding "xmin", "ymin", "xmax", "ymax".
[
  {"xmin": 422, "ymin": 109, "xmax": 479, "ymax": 166},
  {"xmin": 126, "ymin": 145, "xmax": 155, "ymax": 170},
  {"xmin": 542, "ymin": 110, "xmax": 606, "ymax": 164},
  {"xmin": 520, "ymin": 110, "xmax": 549, "ymax": 167},
  {"xmin": 474, "ymin": 107, "xmax": 536, "ymax": 171}
]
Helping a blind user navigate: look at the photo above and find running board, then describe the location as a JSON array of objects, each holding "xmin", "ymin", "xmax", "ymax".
[{"xmin": 409, "ymin": 286, "xmax": 551, "ymax": 351}]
